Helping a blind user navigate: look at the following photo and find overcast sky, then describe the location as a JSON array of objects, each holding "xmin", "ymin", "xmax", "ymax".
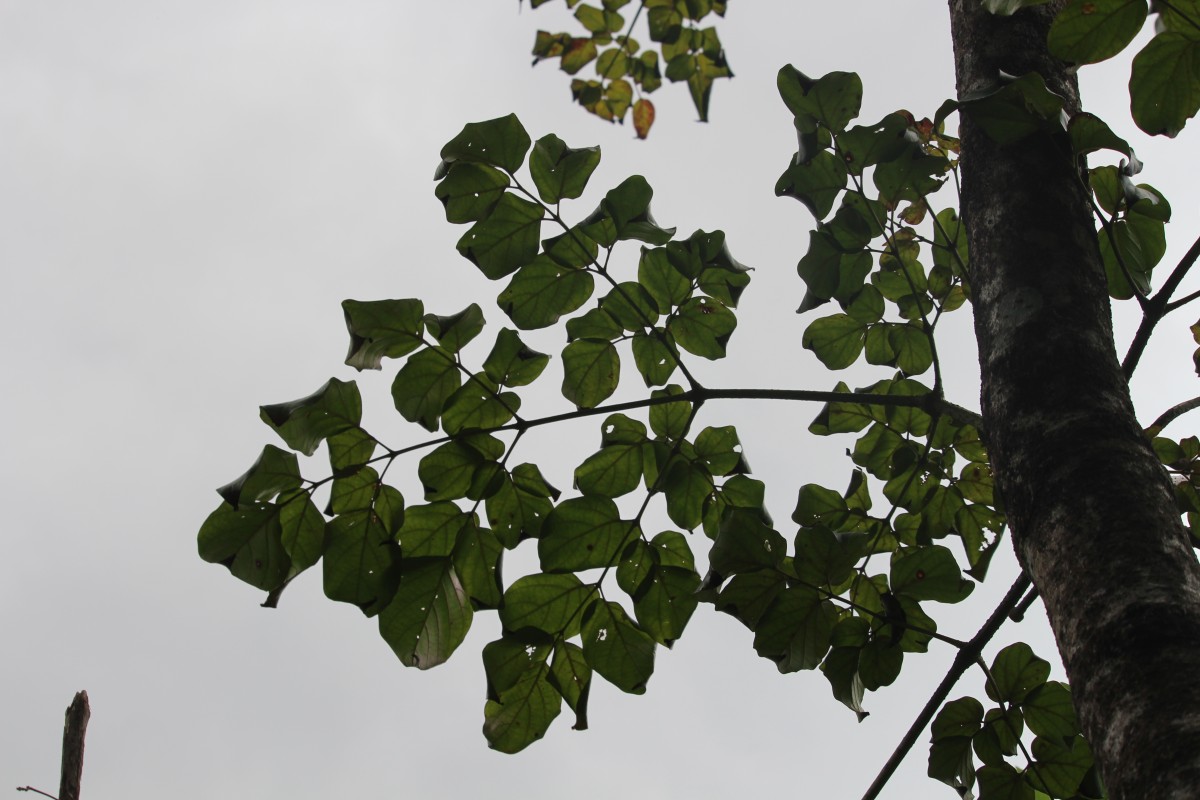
[{"xmin": 3, "ymin": 3, "xmax": 1197, "ymax": 798}]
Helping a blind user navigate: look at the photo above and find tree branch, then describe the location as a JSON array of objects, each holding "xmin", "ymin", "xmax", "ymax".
[
  {"xmin": 1150, "ymin": 395, "xmax": 1200, "ymax": 434},
  {"xmin": 859, "ymin": 573, "xmax": 1031, "ymax": 800},
  {"xmin": 1122, "ymin": 231, "xmax": 1200, "ymax": 379}
]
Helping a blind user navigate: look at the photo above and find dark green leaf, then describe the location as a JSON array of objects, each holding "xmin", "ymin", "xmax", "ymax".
[
  {"xmin": 441, "ymin": 376, "xmax": 521, "ymax": 435},
  {"xmin": 709, "ymin": 507, "xmax": 786, "ymax": 573},
  {"xmin": 1048, "ymin": 0, "xmax": 1147, "ymax": 65},
  {"xmin": 498, "ymin": 258, "xmax": 594, "ymax": 329},
  {"xmin": 777, "ymin": 66, "xmax": 862, "ymax": 133},
  {"xmin": 457, "ymin": 193, "xmax": 544, "ymax": 279},
  {"xmin": 987, "ymin": 642, "xmax": 1052, "ymax": 705},
  {"xmin": 574, "ymin": 443, "xmax": 644, "ymax": 497},
  {"xmin": 260, "ymin": 379, "xmax": 362, "ymax": 457},
  {"xmin": 891, "ymin": 545, "xmax": 974, "ymax": 603},
  {"xmin": 667, "ymin": 296, "xmax": 736, "ymax": 359},
  {"xmin": 775, "ymin": 151, "xmax": 849, "ymax": 220},
  {"xmin": 803, "ymin": 313, "xmax": 867, "ymax": 370},
  {"xmin": 529, "ymin": 134, "xmax": 602, "ymax": 204},
  {"xmin": 631, "ymin": 330, "xmax": 679, "ymax": 386},
  {"xmin": 440, "ymin": 114, "xmax": 532, "ymax": 173},
  {"xmin": 418, "ymin": 442, "xmax": 483, "ymax": 501},
  {"xmin": 752, "ymin": 586, "xmax": 837, "ymax": 672},
  {"xmin": 1021, "ymin": 681, "xmax": 1080, "ymax": 740},
  {"xmin": 392, "ymin": 347, "xmax": 461, "ymax": 432},
  {"xmin": 423, "ymin": 303, "xmax": 486, "ymax": 353},
  {"xmin": 632, "ymin": 565, "xmax": 700, "ymax": 646},
  {"xmin": 435, "ymin": 162, "xmax": 509, "ymax": 224},
  {"xmin": 483, "ymin": 328, "xmax": 551, "ymax": 387},
  {"xmin": 561, "ymin": 338, "xmax": 620, "ymax": 407},
  {"xmin": 500, "ymin": 573, "xmax": 596, "ymax": 638},
  {"xmin": 539, "ymin": 496, "xmax": 633, "ymax": 570},
  {"xmin": 397, "ymin": 501, "xmax": 467, "ymax": 558},
  {"xmin": 548, "ymin": 641, "xmax": 591, "ymax": 730},
  {"xmin": 342, "ymin": 298, "xmax": 426, "ymax": 370},
  {"xmin": 581, "ymin": 599, "xmax": 656, "ymax": 693},
  {"xmin": 323, "ymin": 504, "xmax": 400, "ymax": 612},
  {"xmin": 217, "ymin": 444, "xmax": 302, "ymax": 509},
  {"xmin": 198, "ymin": 501, "xmax": 291, "ymax": 591},
  {"xmin": 483, "ymin": 661, "xmax": 561, "ymax": 753},
  {"xmin": 378, "ymin": 558, "xmax": 473, "ymax": 669}
]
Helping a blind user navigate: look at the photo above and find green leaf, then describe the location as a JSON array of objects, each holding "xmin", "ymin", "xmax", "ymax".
[
  {"xmin": 483, "ymin": 328, "xmax": 551, "ymax": 387},
  {"xmin": 649, "ymin": 384, "xmax": 692, "ymax": 440},
  {"xmin": 486, "ymin": 464, "xmax": 558, "ymax": 547},
  {"xmin": 548, "ymin": 641, "xmax": 591, "ymax": 731},
  {"xmin": 198, "ymin": 501, "xmax": 292, "ymax": 591},
  {"xmin": 837, "ymin": 113, "xmax": 914, "ymax": 175},
  {"xmin": 581, "ymin": 599, "xmax": 656, "ymax": 693},
  {"xmin": 539, "ymin": 496, "xmax": 634, "ymax": 571},
  {"xmin": 662, "ymin": 457, "xmax": 714, "ymax": 529},
  {"xmin": 953, "ymin": 71, "xmax": 1066, "ymax": 145},
  {"xmin": 561, "ymin": 338, "xmax": 620, "ymax": 407},
  {"xmin": 632, "ymin": 565, "xmax": 700, "ymax": 646},
  {"xmin": 601, "ymin": 281, "xmax": 660, "ymax": 330},
  {"xmin": 452, "ymin": 519, "xmax": 504, "ymax": 608},
  {"xmin": 1021, "ymin": 681, "xmax": 1080, "ymax": 740},
  {"xmin": 694, "ymin": 425, "xmax": 743, "ymax": 476},
  {"xmin": 1131, "ymin": 32, "xmax": 1200, "ymax": 136},
  {"xmin": 328, "ymin": 427, "xmax": 377, "ymax": 474},
  {"xmin": 595, "ymin": 175, "xmax": 676, "ymax": 245},
  {"xmin": 752, "ymin": 586, "xmax": 837, "ymax": 672},
  {"xmin": 435, "ymin": 162, "xmax": 509, "ymax": 224},
  {"xmin": 542, "ymin": 226, "xmax": 599, "ymax": 269},
  {"xmin": 529, "ymin": 134, "xmax": 602, "ymax": 204},
  {"xmin": 378, "ymin": 558, "xmax": 473, "ymax": 669},
  {"xmin": 323, "ymin": 500, "xmax": 401, "ymax": 612},
  {"xmin": 713, "ymin": 570, "xmax": 786, "ymax": 628},
  {"xmin": 278, "ymin": 492, "xmax": 324, "ymax": 570},
  {"xmin": 498, "ymin": 258, "xmax": 595, "ymax": 330},
  {"xmin": 890, "ymin": 545, "xmax": 974, "ymax": 603},
  {"xmin": 439, "ymin": 114, "xmax": 532, "ymax": 174},
  {"xmin": 977, "ymin": 763, "xmax": 1035, "ymax": 800},
  {"xmin": 574, "ymin": 442, "xmax": 644, "ymax": 497},
  {"xmin": 803, "ymin": 313, "xmax": 867, "ymax": 370},
  {"xmin": 397, "ymin": 502, "xmax": 467, "ymax": 558},
  {"xmin": 1048, "ymin": 0, "xmax": 1147, "ymax": 66},
  {"xmin": 709, "ymin": 508, "xmax": 786, "ymax": 573},
  {"xmin": 638, "ymin": 246, "xmax": 693, "ymax": 312},
  {"xmin": 775, "ymin": 151, "xmax": 849, "ymax": 220},
  {"xmin": 631, "ymin": 330, "xmax": 679, "ymax": 386},
  {"xmin": 423, "ymin": 304, "xmax": 486, "ymax": 353},
  {"xmin": 217, "ymin": 444, "xmax": 302, "ymax": 509},
  {"xmin": 457, "ymin": 193, "xmax": 544, "ymax": 280},
  {"xmin": 566, "ymin": 307, "xmax": 624, "ymax": 341},
  {"xmin": 392, "ymin": 347, "xmax": 461, "ymax": 432},
  {"xmin": 342, "ymin": 298, "xmax": 426, "ymax": 370},
  {"xmin": 1068, "ymin": 111, "xmax": 1133, "ymax": 159},
  {"xmin": 777, "ymin": 66, "xmax": 862, "ymax": 133},
  {"xmin": 260, "ymin": 379, "xmax": 362, "ymax": 457},
  {"xmin": 441, "ymin": 376, "xmax": 521, "ymax": 435},
  {"xmin": 483, "ymin": 660, "xmax": 561, "ymax": 753},
  {"xmin": 987, "ymin": 642, "xmax": 1052, "ymax": 705},
  {"xmin": 500, "ymin": 573, "xmax": 596, "ymax": 638},
  {"xmin": 667, "ymin": 296, "xmax": 736, "ymax": 359},
  {"xmin": 1028, "ymin": 735, "xmax": 1094, "ymax": 798},
  {"xmin": 928, "ymin": 697, "xmax": 983, "ymax": 794},
  {"xmin": 418, "ymin": 441, "xmax": 483, "ymax": 501}
]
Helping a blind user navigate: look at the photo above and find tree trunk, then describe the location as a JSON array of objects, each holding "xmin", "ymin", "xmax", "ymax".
[
  {"xmin": 59, "ymin": 691, "xmax": 90, "ymax": 800},
  {"xmin": 947, "ymin": 2, "xmax": 1200, "ymax": 797}
]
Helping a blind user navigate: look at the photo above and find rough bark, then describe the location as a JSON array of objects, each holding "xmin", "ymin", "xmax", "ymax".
[
  {"xmin": 947, "ymin": 3, "xmax": 1200, "ymax": 797},
  {"xmin": 60, "ymin": 691, "xmax": 90, "ymax": 800}
]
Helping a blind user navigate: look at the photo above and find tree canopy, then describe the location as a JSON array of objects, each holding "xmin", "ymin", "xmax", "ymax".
[{"xmin": 199, "ymin": 2, "xmax": 1200, "ymax": 797}]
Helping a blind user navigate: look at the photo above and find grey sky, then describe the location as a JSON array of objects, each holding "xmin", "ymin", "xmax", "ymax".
[{"xmin": 3, "ymin": 3, "xmax": 1196, "ymax": 798}]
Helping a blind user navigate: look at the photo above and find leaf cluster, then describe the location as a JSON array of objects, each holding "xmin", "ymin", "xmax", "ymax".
[{"xmin": 525, "ymin": 0, "xmax": 732, "ymax": 136}]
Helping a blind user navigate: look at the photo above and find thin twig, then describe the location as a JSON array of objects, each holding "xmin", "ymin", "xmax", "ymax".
[{"xmin": 859, "ymin": 573, "xmax": 1031, "ymax": 800}]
